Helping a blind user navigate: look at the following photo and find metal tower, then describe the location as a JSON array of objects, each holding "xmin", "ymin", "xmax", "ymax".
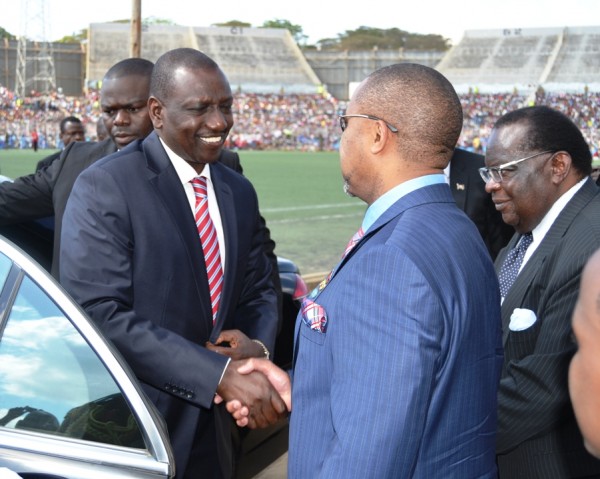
[{"xmin": 15, "ymin": 0, "xmax": 57, "ymax": 96}]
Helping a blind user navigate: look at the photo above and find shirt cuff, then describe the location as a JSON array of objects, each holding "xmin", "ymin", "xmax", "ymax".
[{"xmin": 218, "ymin": 357, "xmax": 232, "ymax": 386}]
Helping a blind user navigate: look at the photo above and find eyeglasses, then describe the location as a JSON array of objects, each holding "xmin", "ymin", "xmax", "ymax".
[
  {"xmin": 479, "ymin": 150, "xmax": 555, "ymax": 183},
  {"xmin": 339, "ymin": 114, "xmax": 398, "ymax": 133}
]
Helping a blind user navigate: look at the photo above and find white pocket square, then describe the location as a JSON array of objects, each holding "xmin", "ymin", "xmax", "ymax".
[{"xmin": 509, "ymin": 308, "xmax": 537, "ymax": 331}]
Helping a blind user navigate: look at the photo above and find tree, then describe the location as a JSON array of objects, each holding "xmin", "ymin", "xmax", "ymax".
[
  {"xmin": 317, "ymin": 26, "xmax": 451, "ymax": 51},
  {"xmin": 0, "ymin": 26, "xmax": 16, "ymax": 40},
  {"xmin": 56, "ymin": 29, "xmax": 87, "ymax": 43},
  {"xmin": 261, "ymin": 19, "xmax": 307, "ymax": 44},
  {"xmin": 213, "ymin": 20, "xmax": 252, "ymax": 28}
]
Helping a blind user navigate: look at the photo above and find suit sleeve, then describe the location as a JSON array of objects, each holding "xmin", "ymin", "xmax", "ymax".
[
  {"xmin": 0, "ymin": 150, "xmax": 65, "ymax": 222},
  {"xmin": 60, "ymin": 166, "xmax": 229, "ymax": 409},
  {"xmin": 227, "ymin": 182, "xmax": 279, "ymax": 353},
  {"xmin": 496, "ymin": 254, "xmax": 586, "ymax": 453},
  {"xmin": 221, "ymin": 150, "xmax": 283, "ymax": 328}
]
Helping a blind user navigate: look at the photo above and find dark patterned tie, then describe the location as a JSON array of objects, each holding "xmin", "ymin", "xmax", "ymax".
[
  {"xmin": 191, "ymin": 176, "xmax": 223, "ymax": 324},
  {"xmin": 498, "ymin": 233, "xmax": 533, "ymax": 297}
]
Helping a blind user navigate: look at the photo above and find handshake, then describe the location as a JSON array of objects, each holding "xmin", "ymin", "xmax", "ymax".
[
  {"xmin": 207, "ymin": 330, "xmax": 291, "ymax": 429},
  {"xmin": 215, "ymin": 358, "xmax": 291, "ymax": 428}
]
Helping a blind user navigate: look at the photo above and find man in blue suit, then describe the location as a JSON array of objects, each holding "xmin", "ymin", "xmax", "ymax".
[
  {"xmin": 227, "ymin": 63, "xmax": 503, "ymax": 478},
  {"xmin": 60, "ymin": 48, "xmax": 286, "ymax": 478}
]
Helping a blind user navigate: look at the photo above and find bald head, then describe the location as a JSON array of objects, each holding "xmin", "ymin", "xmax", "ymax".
[
  {"xmin": 150, "ymin": 48, "xmax": 221, "ymax": 102},
  {"xmin": 354, "ymin": 63, "xmax": 463, "ymax": 168},
  {"xmin": 100, "ymin": 57, "xmax": 154, "ymax": 149},
  {"xmin": 103, "ymin": 57, "xmax": 154, "ymax": 82}
]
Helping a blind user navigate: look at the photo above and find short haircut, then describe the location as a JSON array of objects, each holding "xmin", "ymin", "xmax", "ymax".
[
  {"xmin": 59, "ymin": 116, "xmax": 82, "ymax": 133},
  {"xmin": 354, "ymin": 63, "xmax": 463, "ymax": 167},
  {"xmin": 103, "ymin": 57, "xmax": 154, "ymax": 82},
  {"xmin": 151, "ymin": 48, "xmax": 220, "ymax": 102},
  {"xmin": 494, "ymin": 106, "xmax": 592, "ymax": 176}
]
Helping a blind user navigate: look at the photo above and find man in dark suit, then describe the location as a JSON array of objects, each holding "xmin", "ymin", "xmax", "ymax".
[
  {"xmin": 60, "ymin": 48, "xmax": 285, "ymax": 479},
  {"xmin": 0, "ymin": 58, "xmax": 154, "ymax": 277},
  {"xmin": 0, "ymin": 58, "xmax": 281, "ymax": 314},
  {"xmin": 482, "ymin": 106, "xmax": 600, "ymax": 478},
  {"xmin": 35, "ymin": 116, "xmax": 85, "ymax": 172},
  {"xmin": 448, "ymin": 147, "xmax": 513, "ymax": 259}
]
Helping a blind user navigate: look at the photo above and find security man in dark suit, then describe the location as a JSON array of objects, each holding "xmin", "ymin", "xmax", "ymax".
[{"xmin": 448, "ymin": 147, "xmax": 513, "ymax": 259}]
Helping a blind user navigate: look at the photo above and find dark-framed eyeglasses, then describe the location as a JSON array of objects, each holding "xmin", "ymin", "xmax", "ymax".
[
  {"xmin": 339, "ymin": 114, "xmax": 399, "ymax": 133},
  {"xmin": 479, "ymin": 150, "xmax": 556, "ymax": 183}
]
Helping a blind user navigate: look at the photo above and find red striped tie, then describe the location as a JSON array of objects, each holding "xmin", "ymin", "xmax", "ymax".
[{"xmin": 191, "ymin": 176, "xmax": 223, "ymax": 324}]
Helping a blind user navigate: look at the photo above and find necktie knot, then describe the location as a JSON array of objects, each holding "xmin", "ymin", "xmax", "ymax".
[
  {"xmin": 342, "ymin": 227, "xmax": 365, "ymax": 259},
  {"xmin": 498, "ymin": 232, "xmax": 533, "ymax": 297},
  {"xmin": 191, "ymin": 176, "xmax": 208, "ymax": 199}
]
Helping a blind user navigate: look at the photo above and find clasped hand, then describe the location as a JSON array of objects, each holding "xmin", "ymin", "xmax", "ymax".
[{"xmin": 209, "ymin": 331, "xmax": 291, "ymax": 429}]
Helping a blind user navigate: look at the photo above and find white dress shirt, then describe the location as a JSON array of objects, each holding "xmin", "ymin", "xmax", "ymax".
[
  {"xmin": 519, "ymin": 176, "xmax": 587, "ymax": 272},
  {"xmin": 159, "ymin": 138, "xmax": 226, "ymax": 273}
]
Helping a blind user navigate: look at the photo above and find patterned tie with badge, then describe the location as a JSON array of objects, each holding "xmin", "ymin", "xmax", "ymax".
[{"xmin": 301, "ymin": 227, "xmax": 365, "ymax": 332}]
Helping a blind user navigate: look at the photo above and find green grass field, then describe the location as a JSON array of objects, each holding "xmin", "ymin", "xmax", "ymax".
[{"xmin": 0, "ymin": 148, "xmax": 365, "ymax": 276}]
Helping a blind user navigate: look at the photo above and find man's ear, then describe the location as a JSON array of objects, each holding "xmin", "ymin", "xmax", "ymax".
[
  {"xmin": 370, "ymin": 121, "xmax": 390, "ymax": 155},
  {"xmin": 148, "ymin": 96, "xmax": 163, "ymax": 129},
  {"xmin": 551, "ymin": 151, "xmax": 572, "ymax": 184}
]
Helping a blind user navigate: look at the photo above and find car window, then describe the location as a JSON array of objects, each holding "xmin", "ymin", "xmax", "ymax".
[
  {"xmin": 0, "ymin": 253, "xmax": 11, "ymax": 294},
  {"xmin": 0, "ymin": 274, "xmax": 145, "ymax": 449}
]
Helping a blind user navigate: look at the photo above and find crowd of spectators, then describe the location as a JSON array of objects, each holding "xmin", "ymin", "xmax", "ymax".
[
  {"xmin": 0, "ymin": 83, "xmax": 598, "ymax": 158},
  {"xmin": 0, "ymin": 85, "xmax": 100, "ymax": 149},
  {"xmin": 458, "ymin": 90, "xmax": 599, "ymax": 158}
]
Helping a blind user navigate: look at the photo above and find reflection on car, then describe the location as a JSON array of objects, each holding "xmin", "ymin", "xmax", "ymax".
[
  {"xmin": 0, "ymin": 236, "xmax": 174, "ymax": 477},
  {"xmin": 0, "ymin": 221, "xmax": 307, "ymax": 478}
]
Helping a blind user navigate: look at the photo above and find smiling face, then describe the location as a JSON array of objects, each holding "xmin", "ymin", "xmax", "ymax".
[
  {"xmin": 149, "ymin": 65, "xmax": 233, "ymax": 173},
  {"xmin": 484, "ymin": 122, "xmax": 557, "ymax": 234}
]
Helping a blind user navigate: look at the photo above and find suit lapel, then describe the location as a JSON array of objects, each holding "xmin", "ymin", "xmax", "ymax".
[
  {"xmin": 209, "ymin": 163, "xmax": 237, "ymax": 336},
  {"xmin": 142, "ymin": 133, "xmax": 214, "ymax": 336},
  {"xmin": 500, "ymin": 178, "xmax": 598, "ymax": 343},
  {"xmin": 338, "ymin": 183, "xmax": 454, "ymax": 272}
]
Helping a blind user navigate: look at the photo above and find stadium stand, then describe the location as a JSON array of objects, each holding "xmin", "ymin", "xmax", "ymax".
[
  {"xmin": 87, "ymin": 23, "xmax": 321, "ymax": 94},
  {"xmin": 1, "ymin": 23, "xmax": 598, "ymax": 157},
  {"xmin": 438, "ymin": 26, "xmax": 600, "ymax": 93},
  {"xmin": 545, "ymin": 27, "xmax": 600, "ymax": 87}
]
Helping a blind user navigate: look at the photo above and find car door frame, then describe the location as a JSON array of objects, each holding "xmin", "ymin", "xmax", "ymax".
[{"xmin": 0, "ymin": 237, "xmax": 175, "ymax": 478}]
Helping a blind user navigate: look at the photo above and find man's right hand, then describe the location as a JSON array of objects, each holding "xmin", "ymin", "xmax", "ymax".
[
  {"xmin": 218, "ymin": 358, "xmax": 291, "ymax": 427},
  {"xmin": 216, "ymin": 359, "xmax": 288, "ymax": 429}
]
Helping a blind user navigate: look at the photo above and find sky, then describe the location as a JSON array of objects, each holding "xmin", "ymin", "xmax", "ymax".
[{"xmin": 3, "ymin": 0, "xmax": 599, "ymax": 45}]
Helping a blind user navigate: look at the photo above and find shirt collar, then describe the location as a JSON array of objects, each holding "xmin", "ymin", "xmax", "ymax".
[
  {"xmin": 530, "ymin": 176, "xmax": 587, "ymax": 243},
  {"xmin": 362, "ymin": 174, "xmax": 446, "ymax": 233},
  {"xmin": 159, "ymin": 137, "xmax": 213, "ymax": 185}
]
